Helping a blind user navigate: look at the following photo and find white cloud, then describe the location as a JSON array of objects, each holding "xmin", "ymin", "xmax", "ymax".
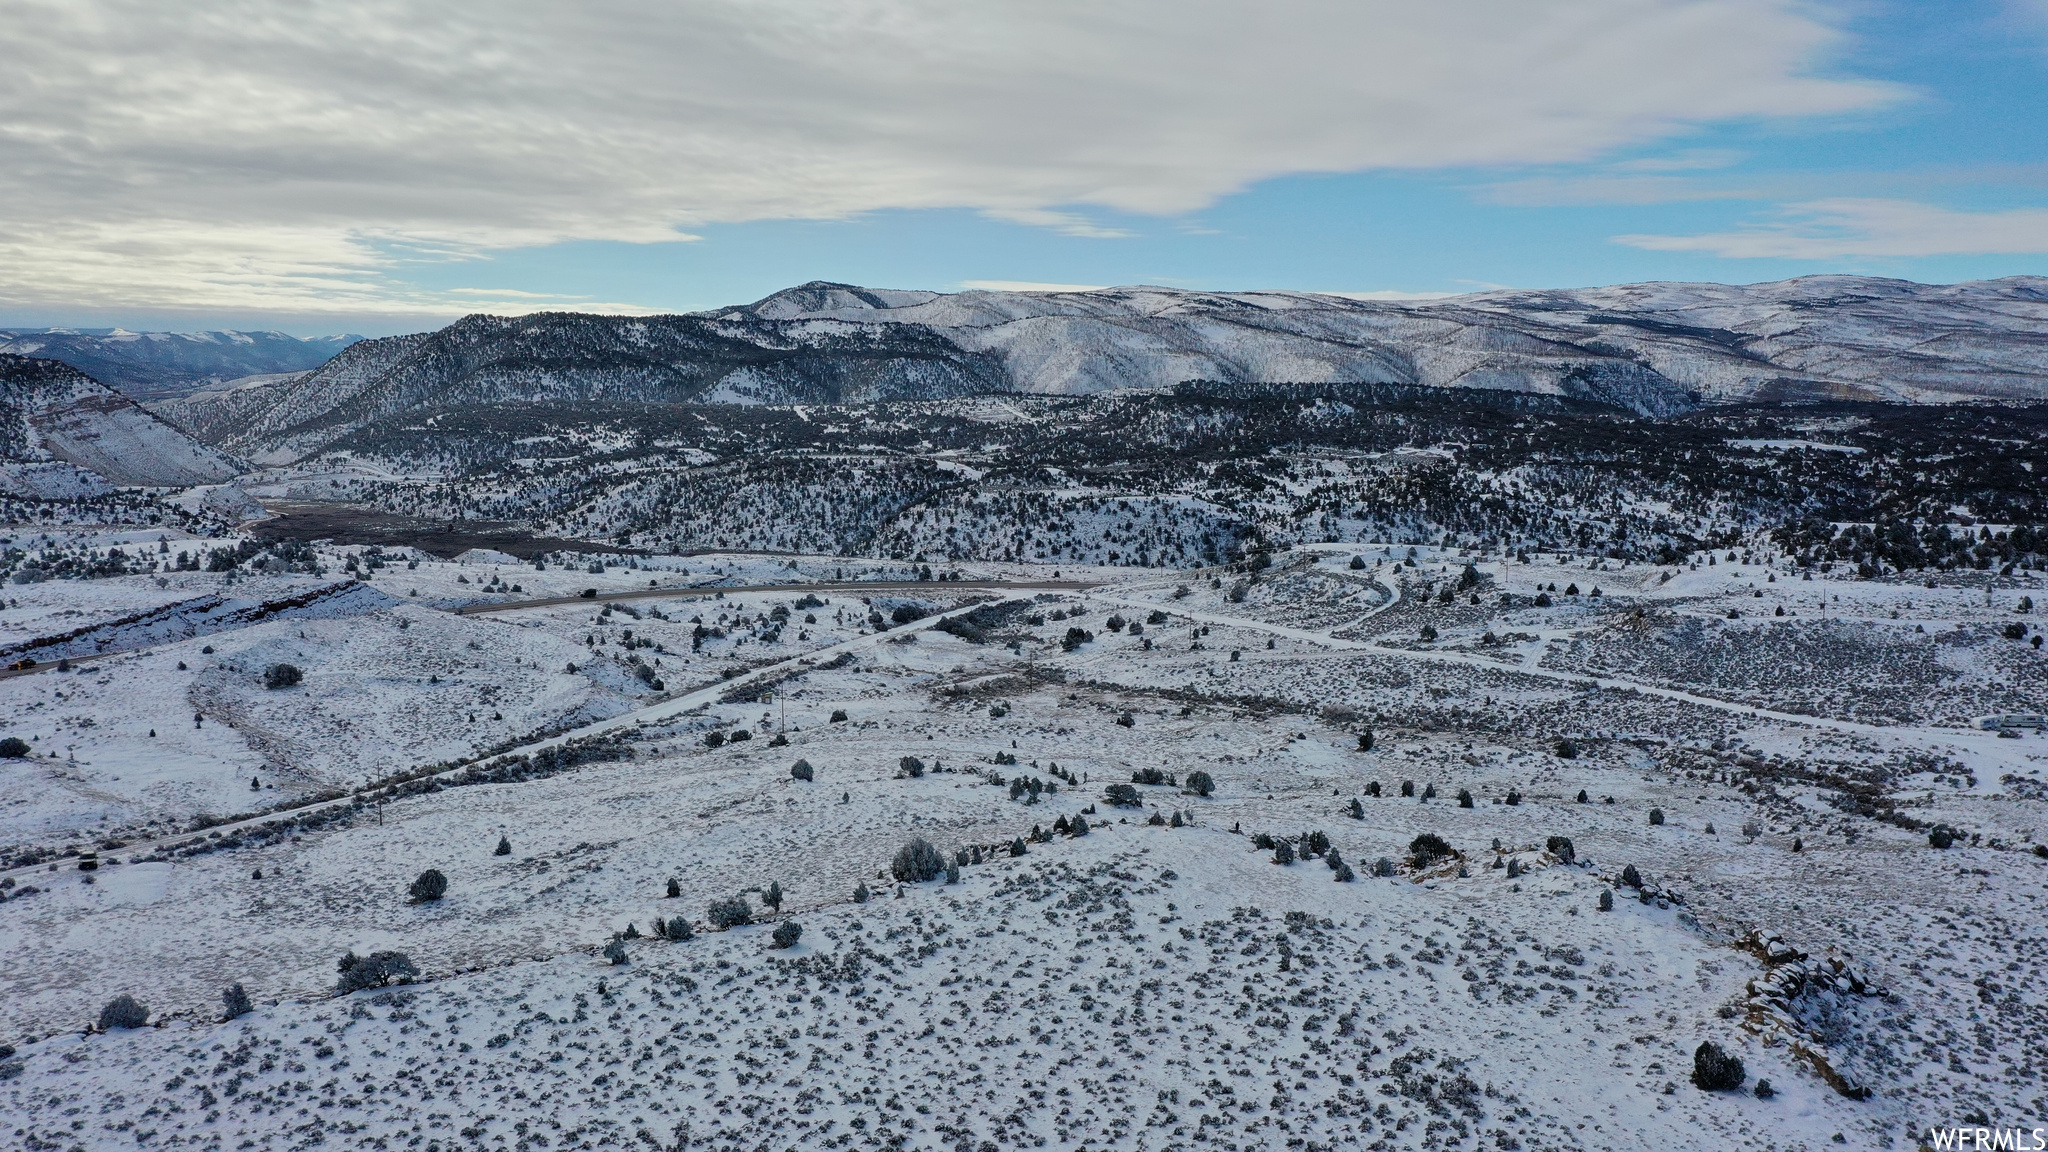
[
  {"xmin": 0, "ymin": 0, "xmax": 1899, "ymax": 312},
  {"xmin": 1614, "ymin": 198, "xmax": 2048, "ymax": 258},
  {"xmin": 960, "ymin": 281, "xmax": 1111, "ymax": 293}
]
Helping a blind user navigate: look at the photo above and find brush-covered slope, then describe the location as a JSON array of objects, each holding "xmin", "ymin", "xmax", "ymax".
[{"xmin": 0, "ymin": 355, "xmax": 244, "ymax": 489}]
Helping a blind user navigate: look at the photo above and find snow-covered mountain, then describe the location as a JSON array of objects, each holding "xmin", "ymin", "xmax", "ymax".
[
  {"xmin": 165, "ymin": 275, "xmax": 2048, "ymax": 465},
  {"xmin": 0, "ymin": 355, "xmax": 244, "ymax": 489},
  {"xmin": 0, "ymin": 328, "xmax": 361, "ymax": 400}
]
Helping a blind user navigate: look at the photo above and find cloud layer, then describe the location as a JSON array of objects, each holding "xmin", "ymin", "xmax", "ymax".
[
  {"xmin": 1616, "ymin": 198, "xmax": 2048, "ymax": 258},
  {"xmin": 0, "ymin": 0, "xmax": 1896, "ymax": 312}
]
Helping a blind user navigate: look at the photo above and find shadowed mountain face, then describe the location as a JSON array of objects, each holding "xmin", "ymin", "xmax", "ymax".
[
  {"xmin": 0, "ymin": 355, "xmax": 243, "ymax": 490},
  {"xmin": 150, "ymin": 275, "xmax": 2048, "ymax": 465},
  {"xmin": 0, "ymin": 329, "xmax": 360, "ymax": 400}
]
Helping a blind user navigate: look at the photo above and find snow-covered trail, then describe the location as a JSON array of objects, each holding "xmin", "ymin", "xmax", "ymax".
[
  {"xmin": 1090, "ymin": 590, "xmax": 2030, "ymax": 773},
  {"xmin": 0, "ymin": 595, "xmax": 1021, "ymax": 886}
]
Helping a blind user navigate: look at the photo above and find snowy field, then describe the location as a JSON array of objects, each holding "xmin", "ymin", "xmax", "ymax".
[{"xmin": 1, "ymin": 540, "xmax": 2044, "ymax": 1151}]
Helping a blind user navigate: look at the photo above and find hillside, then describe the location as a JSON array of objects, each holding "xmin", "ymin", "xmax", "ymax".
[{"xmin": 0, "ymin": 355, "xmax": 244, "ymax": 489}]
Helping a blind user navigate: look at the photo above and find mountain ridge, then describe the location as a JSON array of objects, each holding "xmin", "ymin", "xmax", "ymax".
[
  {"xmin": 0, "ymin": 328, "xmax": 363, "ymax": 401},
  {"xmin": 147, "ymin": 275, "xmax": 2048, "ymax": 466}
]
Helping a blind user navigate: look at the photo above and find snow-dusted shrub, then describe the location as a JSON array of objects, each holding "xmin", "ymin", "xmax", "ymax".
[
  {"xmin": 892, "ymin": 837, "xmax": 946, "ymax": 882},
  {"xmin": 703, "ymin": 730, "xmax": 726, "ymax": 748},
  {"xmin": 1649, "ymin": 808, "xmax": 1665, "ymax": 826},
  {"xmin": 221, "ymin": 983, "xmax": 252, "ymax": 1021},
  {"xmin": 603, "ymin": 939, "xmax": 628, "ymax": 966},
  {"xmin": 1009, "ymin": 837, "xmax": 1027, "ymax": 857},
  {"xmin": 1690, "ymin": 1041, "xmax": 1744, "ymax": 1091},
  {"xmin": 98, "ymin": 995, "xmax": 148, "ymax": 1030},
  {"xmin": 1928, "ymin": 826, "xmax": 1956, "ymax": 849},
  {"xmin": 830, "ymin": 709, "xmax": 848, "ymax": 723},
  {"xmin": 708, "ymin": 896, "xmax": 753, "ymax": 929},
  {"xmin": 1408, "ymin": 833, "xmax": 1455, "ymax": 869},
  {"xmin": 1400, "ymin": 780, "xmax": 1415, "ymax": 797},
  {"xmin": 899, "ymin": 756, "xmax": 925, "ymax": 778},
  {"xmin": 772, "ymin": 921, "xmax": 803, "ymax": 949},
  {"xmin": 666, "ymin": 877, "xmax": 681, "ymax": 898},
  {"xmin": 790, "ymin": 759, "xmax": 814, "ymax": 782},
  {"xmin": 262, "ymin": 663, "xmax": 303, "ymax": 690},
  {"xmin": 764, "ymin": 881, "xmax": 783, "ymax": 912},
  {"xmin": 1598, "ymin": 889, "xmax": 1615, "ymax": 911},
  {"xmin": 1457, "ymin": 789, "xmax": 1474, "ymax": 808},
  {"xmin": 334, "ymin": 951, "xmax": 417, "ymax": 994},
  {"xmin": 1104, "ymin": 783, "xmax": 1142, "ymax": 807},
  {"xmin": 1273, "ymin": 839, "xmax": 1296, "ymax": 865},
  {"xmin": 408, "ymin": 869, "xmax": 448, "ymax": 903},
  {"xmin": 1546, "ymin": 836, "xmax": 1576, "ymax": 865},
  {"xmin": 1373, "ymin": 857, "xmax": 1396, "ymax": 878},
  {"xmin": 0, "ymin": 737, "xmax": 29, "ymax": 758},
  {"xmin": 495, "ymin": 835, "xmax": 511, "ymax": 856},
  {"xmin": 656, "ymin": 915, "xmax": 693, "ymax": 941},
  {"xmin": 1186, "ymin": 770, "xmax": 1215, "ymax": 797},
  {"xmin": 852, "ymin": 881, "xmax": 870, "ymax": 903},
  {"xmin": 1347, "ymin": 798, "xmax": 1364, "ymax": 819}
]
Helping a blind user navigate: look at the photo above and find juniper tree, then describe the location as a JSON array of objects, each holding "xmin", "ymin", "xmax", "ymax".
[
  {"xmin": 495, "ymin": 835, "xmax": 512, "ymax": 856},
  {"xmin": 408, "ymin": 869, "xmax": 448, "ymax": 903},
  {"xmin": 666, "ymin": 877, "xmax": 681, "ymax": 898},
  {"xmin": 772, "ymin": 921, "xmax": 803, "ymax": 949},
  {"xmin": 764, "ymin": 881, "xmax": 783, "ymax": 913},
  {"xmin": 1347, "ymin": 798, "xmax": 1364, "ymax": 819},
  {"xmin": 603, "ymin": 939, "xmax": 629, "ymax": 966},
  {"xmin": 222, "ymin": 983, "xmax": 252, "ymax": 1021},
  {"xmin": 708, "ymin": 896, "xmax": 753, "ymax": 929},
  {"xmin": 1185, "ymin": 770, "xmax": 1215, "ymax": 797},
  {"xmin": 1408, "ymin": 833, "xmax": 1454, "ymax": 869},
  {"xmin": 335, "ymin": 951, "xmax": 417, "ymax": 994},
  {"xmin": 1273, "ymin": 839, "xmax": 1295, "ymax": 865},
  {"xmin": 98, "ymin": 995, "xmax": 148, "ymax": 1030},
  {"xmin": 1649, "ymin": 808, "xmax": 1665, "ymax": 826},
  {"xmin": 891, "ymin": 837, "xmax": 946, "ymax": 882},
  {"xmin": 1690, "ymin": 1042, "xmax": 1744, "ymax": 1091},
  {"xmin": 1599, "ymin": 889, "xmax": 1614, "ymax": 911},
  {"xmin": 1457, "ymin": 789, "xmax": 1473, "ymax": 808},
  {"xmin": 853, "ymin": 881, "xmax": 871, "ymax": 903},
  {"xmin": 791, "ymin": 759, "xmax": 814, "ymax": 782},
  {"xmin": 1400, "ymin": 780, "xmax": 1415, "ymax": 797}
]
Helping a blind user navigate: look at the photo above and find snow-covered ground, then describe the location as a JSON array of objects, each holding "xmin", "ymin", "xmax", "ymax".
[{"xmin": 1, "ymin": 541, "xmax": 2044, "ymax": 1151}]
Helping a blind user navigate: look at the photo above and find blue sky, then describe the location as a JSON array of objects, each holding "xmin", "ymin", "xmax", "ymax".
[{"xmin": 2, "ymin": 0, "xmax": 2044, "ymax": 335}]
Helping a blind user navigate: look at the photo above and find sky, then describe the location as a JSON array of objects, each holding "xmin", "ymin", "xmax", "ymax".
[{"xmin": 0, "ymin": 0, "xmax": 2044, "ymax": 337}]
